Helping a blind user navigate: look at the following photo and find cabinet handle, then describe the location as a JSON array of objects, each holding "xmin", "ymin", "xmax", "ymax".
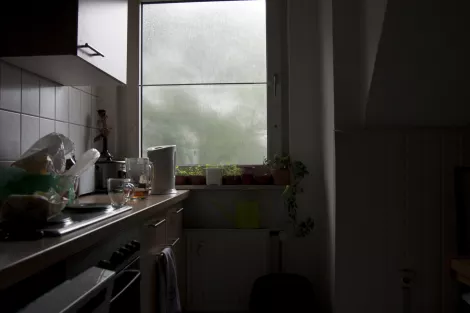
[
  {"xmin": 197, "ymin": 241, "xmax": 204, "ymax": 256},
  {"xmin": 147, "ymin": 219, "xmax": 166, "ymax": 228},
  {"xmin": 161, "ymin": 237, "xmax": 180, "ymax": 248},
  {"xmin": 176, "ymin": 208, "xmax": 184, "ymax": 214},
  {"xmin": 77, "ymin": 43, "xmax": 105, "ymax": 57}
]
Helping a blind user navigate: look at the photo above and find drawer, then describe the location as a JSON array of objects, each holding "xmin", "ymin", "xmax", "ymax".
[
  {"xmin": 166, "ymin": 207, "xmax": 183, "ymax": 244},
  {"xmin": 143, "ymin": 216, "xmax": 167, "ymax": 254}
]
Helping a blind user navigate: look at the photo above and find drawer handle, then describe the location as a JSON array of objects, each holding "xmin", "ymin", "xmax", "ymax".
[
  {"xmin": 176, "ymin": 208, "xmax": 184, "ymax": 214},
  {"xmin": 161, "ymin": 237, "xmax": 180, "ymax": 248},
  {"xmin": 77, "ymin": 43, "xmax": 105, "ymax": 57},
  {"xmin": 147, "ymin": 219, "xmax": 166, "ymax": 228}
]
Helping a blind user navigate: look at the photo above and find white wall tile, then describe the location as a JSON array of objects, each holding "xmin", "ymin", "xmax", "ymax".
[
  {"xmin": 0, "ymin": 110, "xmax": 21, "ymax": 160},
  {"xmin": 74, "ymin": 86, "xmax": 92, "ymax": 94},
  {"xmin": 91, "ymin": 96, "xmax": 98, "ymax": 128},
  {"xmin": 21, "ymin": 72, "xmax": 40, "ymax": 115},
  {"xmin": 55, "ymin": 86, "xmax": 69, "ymax": 122},
  {"xmin": 40, "ymin": 118, "xmax": 55, "ymax": 137},
  {"xmin": 81, "ymin": 92, "xmax": 91, "ymax": 126},
  {"xmin": 55, "ymin": 121, "xmax": 69, "ymax": 137},
  {"xmin": 21, "ymin": 115, "xmax": 40, "ymax": 154},
  {"xmin": 69, "ymin": 87, "xmax": 81, "ymax": 124},
  {"xmin": 40, "ymin": 80, "xmax": 55, "ymax": 119},
  {"xmin": 0, "ymin": 62, "xmax": 21, "ymax": 112},
  {"xmin": 0, "ymin": 161, "xmax": 14, "ymax": 168},
  {"xmin": 69, "ymin": 124, "xmax": 85, "ymax": 158}
]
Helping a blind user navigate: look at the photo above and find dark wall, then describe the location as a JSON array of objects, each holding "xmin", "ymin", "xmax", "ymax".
[{"xmin": 366, "ymin": 0, "xmax": 469, "ymax": 126}]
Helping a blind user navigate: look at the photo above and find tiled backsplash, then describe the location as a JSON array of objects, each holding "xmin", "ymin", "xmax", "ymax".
[{"xmin": 0, "ymin": 61, "xmax": 99, "ymax": 194}]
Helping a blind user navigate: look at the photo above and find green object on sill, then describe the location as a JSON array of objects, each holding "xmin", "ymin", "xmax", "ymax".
[{"xmin": 235, "ymin": 201, "xmax": 260, "ymax": 229}]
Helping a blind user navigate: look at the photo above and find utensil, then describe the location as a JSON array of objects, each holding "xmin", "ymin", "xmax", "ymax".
[
  {"xmin": 107, "ymin": 178, "xmax": 134, "ymax": 208},
  {"xmin": 125, "ymin": 158, "xmax": 153, "ymax": 199},
  {"xmin": 66, "ymin": 149, "xmax": 100, "ymax": 177}
]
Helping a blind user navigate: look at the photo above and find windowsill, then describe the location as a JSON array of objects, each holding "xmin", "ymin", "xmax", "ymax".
[{"xmin": 176, "ymin": 185, "xmax": 285, "ymax": 190}]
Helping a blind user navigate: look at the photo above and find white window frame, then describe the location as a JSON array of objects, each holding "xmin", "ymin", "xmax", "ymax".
[{"xmin": 139, "ymin": 0, "xmax": 288, "ymax": 164}]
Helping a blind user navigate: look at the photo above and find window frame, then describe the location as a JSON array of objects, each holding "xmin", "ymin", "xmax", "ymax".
[{"xmin": 139, "ymin": 0, "xmax": 288, "ymax": 165}]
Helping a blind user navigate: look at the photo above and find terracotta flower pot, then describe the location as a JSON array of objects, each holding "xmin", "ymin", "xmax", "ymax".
[
  {"xmin": 175, "ymin": 176, "xmax": 188, "ymax": 185},
  {"xmin": 254, "ymin": 174, "xmax": 273, "ymax": 185},
  {"xmin": 271, "ymin": 168, "xmax": 290, "ymax": 185},
  {"xmin": 223, "ymin": 176, "xmax": 242, "ymax": 185},
  {"xmin": 190, "ymin": 175, "xmax": 206, "ymax": 185}
]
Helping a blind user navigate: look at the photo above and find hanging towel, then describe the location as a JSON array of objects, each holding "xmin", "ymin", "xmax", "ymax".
[
  {"xmin": 156, "ymin": 256, "xmax": 167, "ymax": 313},
  {"xmin": 161, "ymin": 247, "xmax": 181, "ymax": 313}
]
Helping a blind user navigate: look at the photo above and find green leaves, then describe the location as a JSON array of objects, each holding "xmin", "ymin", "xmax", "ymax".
[
  {"xmin": 275, "ymin": 155, "xmax": 314, "ymax": 238},
  {"xmin": 222, "ymin": 164, "xmax": 243, "ymax": 176}
]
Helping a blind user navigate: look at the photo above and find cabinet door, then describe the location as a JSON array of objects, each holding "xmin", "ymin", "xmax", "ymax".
[
  {"xmin": 186, "ymin": 229, "xmax": 270, "ymax": 312},
  {"xmin": 166, "ymin": 207, "xmax": 183, "ymax": 244},
  {"xmin": 140, "ymin": 215, "xmax": 167, "ymax": 313},
  {"xmin": 77, "ymin": 0, "xmax": 127, "ymax": 83}
]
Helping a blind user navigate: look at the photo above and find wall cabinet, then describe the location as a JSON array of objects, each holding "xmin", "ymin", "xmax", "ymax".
[{"xmin": 0, "ymin": 0, "xmax": 127, "ymax": 85}]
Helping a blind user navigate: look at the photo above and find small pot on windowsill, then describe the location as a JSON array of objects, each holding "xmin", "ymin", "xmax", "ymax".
[
  {"xmin": 271, "ymin": 168, "xmax": 290, "ymax": 185},
  {"xmin": 223, "ymin": 176, "xmax": 242, "ymax": 185},
  {"xmin": 242, "ymin": 167, "xmax": 255, "ymax": 185},
  {"xmin": 175, "ymin": 176, "xmax": 188, "ymax": 185},
  {"xmin": 189, "ymin": 175, "xmax": 206, "ymax": 185},
  {"xmin": 254, "ymin": 174, "xmax": 273, "ymax": 185}
]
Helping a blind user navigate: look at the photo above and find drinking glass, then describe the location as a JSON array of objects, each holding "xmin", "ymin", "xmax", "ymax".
[
  {"xmin": 107, "ymin": 178, "xmax": 135, "ymax": 207},
  {"xmin": 125, "ymin": 158, "xmax": 153, "ymax": 199}
]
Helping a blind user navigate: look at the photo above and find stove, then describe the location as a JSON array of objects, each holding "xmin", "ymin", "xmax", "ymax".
[{"xmin": 0, "ymin": 205, "xmax": 132, "ymax": 240}]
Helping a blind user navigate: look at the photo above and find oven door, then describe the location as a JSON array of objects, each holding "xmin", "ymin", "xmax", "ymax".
[
  {"xmin": 109, "ymin": 257, "xmax": 141, "ymax": 313},
  {"xmin": 19, "ymin": 267, "xmax": 115, "ymax": 313}
]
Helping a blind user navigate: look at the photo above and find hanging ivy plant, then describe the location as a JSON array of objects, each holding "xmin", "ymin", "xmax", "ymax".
[{"xmin": 267, "ymin": 154, "xmax": 314, "ymax": 237}]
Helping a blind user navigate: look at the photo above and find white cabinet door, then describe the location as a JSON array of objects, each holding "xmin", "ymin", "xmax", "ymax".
[
  {"xmin": 77, "ymin": 0, "xmax": 127, "ymax": 83},
  {"xmin": 186, "ymin": 229, "xmax": 270, "ymax": 312}
]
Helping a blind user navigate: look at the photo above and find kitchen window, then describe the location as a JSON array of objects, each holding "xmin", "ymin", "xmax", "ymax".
[{"xmin": 140, "ymin": 0, "xmax": 285, "ymax": 165}]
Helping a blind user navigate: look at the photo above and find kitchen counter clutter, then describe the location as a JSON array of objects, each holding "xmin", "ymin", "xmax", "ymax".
[{"xmin": 0, "ymin": 191, "xmax": 189, "ymax": 291}]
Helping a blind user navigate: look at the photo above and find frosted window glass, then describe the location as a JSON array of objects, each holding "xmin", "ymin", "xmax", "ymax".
[
  {"xmin": 142, "ymin": 1, "xmax": 267, "ymax": 84},
  {"xmin": 142, "ymin": 85, "xmax": 267, "ymax": 165}
]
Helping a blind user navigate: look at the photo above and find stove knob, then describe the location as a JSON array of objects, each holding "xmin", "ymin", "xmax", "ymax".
[
  {"xmin": 98, "ymin": 260, "xmax": 113, "ymax": 270},
  {"xmin": 125, "ymin": 243, "xmax": 138, "ymax": 253},
  {"xmin": 119, "ymin": 247, "xmax": 132, "ymax": 257},
  {"xmin": 130, "ymin": 240, "xmax": 141, "ymax": 250},
  {"xmin": 110, "ymin": 251, "xmax": 125, "ymax": 266}
]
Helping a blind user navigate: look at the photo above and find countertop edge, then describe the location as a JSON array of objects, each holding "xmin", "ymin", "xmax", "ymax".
[{"xmin": 0, "ymin": 191, "xmax": 190, "ymax": 291}]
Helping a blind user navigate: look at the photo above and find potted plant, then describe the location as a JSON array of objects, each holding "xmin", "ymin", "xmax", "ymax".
[
  {"xmin": 188, "ymin": 165, "xmax": 206, "ymax": 185},
  {"xmin": 264, "ymin": 154, "xmax": 291, "ymax": 185},
  {"xmin": 175, "ymin": 166, "xmax": 189, "ymax": 185},
  {"xmin": 253, "ymin": 166, "xmax": 272, "ymax": 185},
  {"xmin": 242, "ymin": 166, "xmax": 255, "ymax": 185},
  {"xmin": 222, "ymin": 165, "xmax": 242, "ymax": 185},
  {"xmin": 282, "ymin": 159, "xmax": 314, "ymax": 237}
]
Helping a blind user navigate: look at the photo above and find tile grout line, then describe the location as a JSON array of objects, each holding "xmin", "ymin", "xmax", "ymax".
[{"xmin": 0, "ymin": 108, "xmax": 99, "ymax": 130}]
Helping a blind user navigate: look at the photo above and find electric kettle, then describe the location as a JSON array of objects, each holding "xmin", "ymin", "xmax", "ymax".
[{"xmin": 147, "ymin": 145, "xmax": 177, "ymax": 194}]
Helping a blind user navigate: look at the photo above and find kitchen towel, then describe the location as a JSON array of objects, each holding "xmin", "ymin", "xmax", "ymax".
[{"xmin": 161, "ymin": 247, "xmax": 181, "ymax": 313}]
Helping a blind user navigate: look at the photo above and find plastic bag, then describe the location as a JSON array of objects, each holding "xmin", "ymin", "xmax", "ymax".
[{"xmin": 12, "ymin": 133, "xmax": 74, "ymax": 174}]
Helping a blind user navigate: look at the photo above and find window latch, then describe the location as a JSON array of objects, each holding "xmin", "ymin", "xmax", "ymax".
[{"xmin": 272, "ymin": 74, "xmax": 278, "ymax": 97}]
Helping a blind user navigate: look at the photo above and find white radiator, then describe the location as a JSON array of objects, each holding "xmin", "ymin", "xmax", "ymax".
[{"xmin": 185, "ymin": 229, "xmax": 272, "ymax": 312}]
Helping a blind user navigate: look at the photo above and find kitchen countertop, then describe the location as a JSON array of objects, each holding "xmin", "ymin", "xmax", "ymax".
[{"xmin": 0, "ymin": 190, "xmax": 189, "ymax": 291}]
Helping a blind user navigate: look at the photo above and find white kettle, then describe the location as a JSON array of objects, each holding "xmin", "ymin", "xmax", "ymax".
[{"xmin": 147, "ymin": 145, "xmax": 177, "ymax": 195}]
